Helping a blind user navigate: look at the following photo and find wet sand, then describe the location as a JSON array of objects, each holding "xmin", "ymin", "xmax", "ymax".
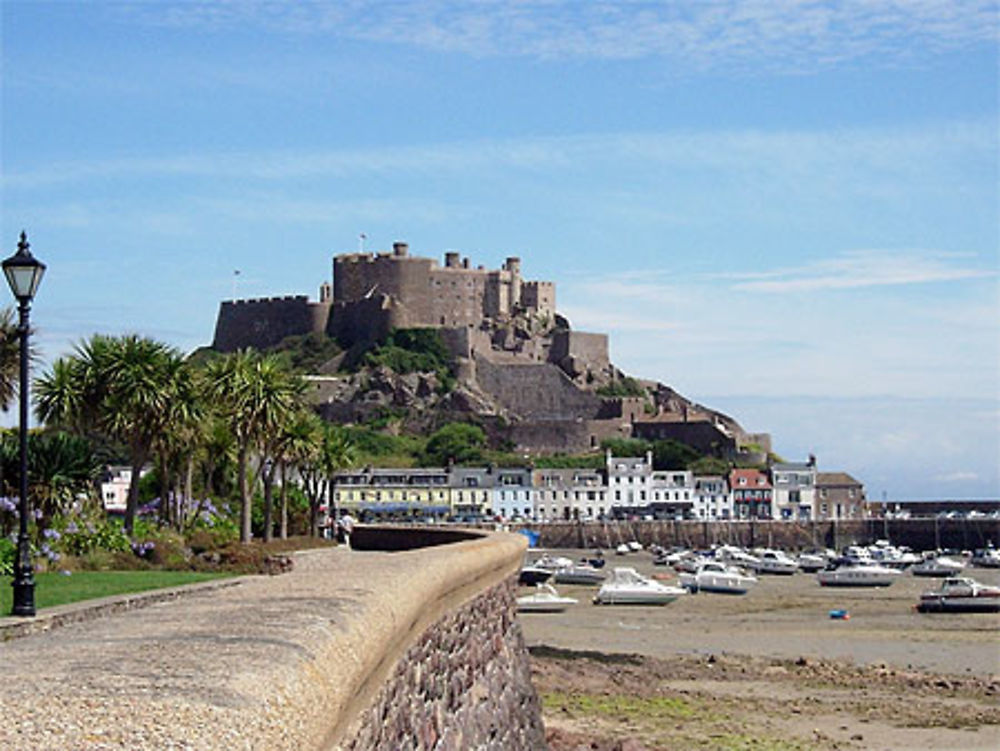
[
  {"xmin": 520, "ymin": 550, "xmax": 1000, "ymax": 677},
  {"xmin": 521, "ymin": 549, "xmax": 1000, "ymax": 751}
]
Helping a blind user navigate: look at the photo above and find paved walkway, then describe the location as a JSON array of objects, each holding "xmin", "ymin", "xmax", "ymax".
[{"xmin": 0, "ymin": 536, "xmax": 523, "ymax": 750}]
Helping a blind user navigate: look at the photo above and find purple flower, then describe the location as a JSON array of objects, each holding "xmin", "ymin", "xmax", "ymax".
[
  {"xmin": 65, "ymin": 521, "xmax": 79, "ymax": 534},
  {"xmin": 33, "ymin": 508, "xmax": 43, "ymax": 520},
  {"xmin": 60, "ymin": 569, "xmax": 73, "ymax": 576},
  {"xmin": 43, "ymin": 528, "xmax": 61, "ymax": 541},
  {"xmin": 0, "ymin": 497, "xmax": 16, "ymax": 514}
]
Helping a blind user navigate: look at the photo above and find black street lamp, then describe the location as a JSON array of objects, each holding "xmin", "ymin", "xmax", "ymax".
[{"xmin": 3, "ymin": 231, "xmax": 45, "ymax": 617}]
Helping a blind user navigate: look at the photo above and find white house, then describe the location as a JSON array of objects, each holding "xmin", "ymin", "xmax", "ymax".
[
  {"xmin": 693, "ymin": 475, "xmax": 731, "ymax": 520},
  {"xmin": 771, "ymin": 458, "xmax": 817, "ymax": 520}
]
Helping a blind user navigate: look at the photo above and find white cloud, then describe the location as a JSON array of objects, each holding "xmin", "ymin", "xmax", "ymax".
[
  {"xmin": 557, "ymin": 249, "xmax": 999, "ymax": 400},
  {"xmin": 933, "ymin": 471, "xmax": 980, "ymax": 483},
  {"xmin": 5, "ymin": 119, "xmax": 992, "ymax": 189},
  {"xmin": 119, "ymin": 1, "xmax": 998, "ymax": 71},
  {"xmin": 725, "ymin": 249, "xmax": 996, "ymax": 292}
]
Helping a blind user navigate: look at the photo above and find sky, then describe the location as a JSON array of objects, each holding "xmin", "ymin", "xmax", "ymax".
[{"xmin": 1, "ymin": 1, "xmax": 997, "ymax": 500}]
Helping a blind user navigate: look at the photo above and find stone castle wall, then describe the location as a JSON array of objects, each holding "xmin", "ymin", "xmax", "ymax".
[
  {"xmin": 212, "ymin": 295, "xmax": 330, "ymax": 352},
  {"xmin": 474, "ymin": 356, "xmax": 603, "ymax": 421},
  {"xmin": 331, "ymin": 248, "xmax": 554, "ymax": 346}
]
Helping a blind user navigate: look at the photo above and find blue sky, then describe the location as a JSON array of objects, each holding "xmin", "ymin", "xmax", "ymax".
[{"xmin": 2, "ymin": 1, "xmax": 997, "ymax": 500}]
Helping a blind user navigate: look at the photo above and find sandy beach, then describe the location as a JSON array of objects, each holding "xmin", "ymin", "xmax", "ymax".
[{"xmin": 520, "ymin": 549, "xmax": 1000, "ymax": 750}]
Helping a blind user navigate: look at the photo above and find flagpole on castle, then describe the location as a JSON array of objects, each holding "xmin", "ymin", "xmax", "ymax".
[
  {"xmin": 359, "ymin": 233, "xmax": 367, "ymax": 253},
  {"xmin": 232, "ymin": 269, "xmax": 240, "ymax": 300}
]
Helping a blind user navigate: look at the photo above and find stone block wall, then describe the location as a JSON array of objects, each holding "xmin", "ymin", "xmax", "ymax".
[
  {"xmin": 343, "ymin": 578, "xmax": 545, "ymax": 751},
  {"xmin": 475, "ymin": 357, "xmax": 603, "ymax": 421},
  {"xmin": 212, "ymin": 296, "xmax": 330, "ymax": 352}
]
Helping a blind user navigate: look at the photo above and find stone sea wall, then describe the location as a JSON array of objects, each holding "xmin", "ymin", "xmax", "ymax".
[
  {"xmin": 520, "ymin": 517, "xmax": 999, "ymax": 552},
  {"xmin": 342, "ymin": 577, "xmax": 545, "ymax": 751},
  {"xmin": 0, "ymin": 530, "xmax": 544, "ymax": 751}
]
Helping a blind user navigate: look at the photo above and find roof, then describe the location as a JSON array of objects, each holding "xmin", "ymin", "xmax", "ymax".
[
  {"xmin": 816, "ymin": 472, "xmax": 862, "ymax": 487},
  {"xmin": 729, "ymin": 468, "xmax": 771, "ymax": 488}
]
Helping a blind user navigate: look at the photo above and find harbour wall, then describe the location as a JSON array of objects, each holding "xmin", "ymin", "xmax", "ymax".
[
  {"xmin": 518, "ymin": 518, "xmax": 1000, "ymax": 552},
  {"xmin": 0, "ymin": 528, "xmax": 545, "ymax": 750}
]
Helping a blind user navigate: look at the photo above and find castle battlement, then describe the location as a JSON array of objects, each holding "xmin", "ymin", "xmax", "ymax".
[{"xmin": 223, "ymin": 295, "xmax": 313, "ymax": 307}]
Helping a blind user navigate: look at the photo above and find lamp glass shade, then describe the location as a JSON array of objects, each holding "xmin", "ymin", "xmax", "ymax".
[{"xmin": 2, "ymin": 256, "xmax": 45, "ymax": 301}]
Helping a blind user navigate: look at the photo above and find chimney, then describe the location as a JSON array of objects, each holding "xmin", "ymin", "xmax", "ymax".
[
  {"xmin": 462, "ymin": 257, "xmax": 469, "ymax": 269},
  {"xmin": 392, "ymin": 241, "xmax": 409, "ymax": 257},
  {"xmin": 445, "ymin": 251, "xmax": 460, "ymax": 268}
]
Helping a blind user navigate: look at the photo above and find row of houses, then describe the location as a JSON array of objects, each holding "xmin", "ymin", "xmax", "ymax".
[{"xmin": 331, "ymin": 451, "xmax": 867, "ymax": 522}]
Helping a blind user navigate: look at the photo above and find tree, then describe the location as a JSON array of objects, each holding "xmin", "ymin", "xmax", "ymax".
[
  {"xmin": 0, "ymin": 307, "xmax": 19, "ymax": 412},
  {"xmin": 35, "ymin": 334, "xmax": 186, "ymax": 535},
  {"xmin": 651, "ymin": 439, "xmax": 701, "ymax": 471},
  {"xmin": 600, "ymin": 437, "xmax": 652, "ymax": 458},
  {"xmin": 201, "ymin": 350, "xmax": 303, "ymax": 543},
  {"xmin": 423, "ymin": 422, "xmax": 486, "ymax": 466}
]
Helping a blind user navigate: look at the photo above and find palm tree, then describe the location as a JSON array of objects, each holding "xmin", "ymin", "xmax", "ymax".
[
  {"xmin": 276, "ymin": 409, "xmax": 323, "ymax": 539},
  {"xmin": 321, "ymin": 424, "xmax": 355, "ymax": 536},
  {"xmin": 35, "ymin": 334, "xmax": 186, "ymax": 535},
  {"xmin": 201, "ymin": 350, "xmax": 303, "ymax": 543},
  {"xmin": 151, "ymin": 357, "xmax": 203, "ymax": 529},
  {"xmin": 0, "ymin": 307, "xmax": 19, "ymax": 411}
]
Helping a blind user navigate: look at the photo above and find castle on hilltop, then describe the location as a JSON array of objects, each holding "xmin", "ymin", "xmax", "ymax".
[
  {"xmin": 215, "ymin": 242, "xmax": 557, "ymax": 351},
  {"xmin": 211, "ymin": 241, "xmax": 766, "ymax": 456}
]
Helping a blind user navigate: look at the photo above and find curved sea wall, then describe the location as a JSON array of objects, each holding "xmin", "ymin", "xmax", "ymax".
[{"xmin": 0, "ymin": 528, "xmax": 544, "ymax": 750}]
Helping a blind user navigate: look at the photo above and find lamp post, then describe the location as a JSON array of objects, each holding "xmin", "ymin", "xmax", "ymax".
[{"xmin": 3, "ymin": 231, "xmax": 45, "ymax": 617}]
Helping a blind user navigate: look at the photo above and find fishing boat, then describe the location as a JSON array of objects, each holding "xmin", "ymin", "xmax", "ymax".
[
  {"xmin": 678, "ymin": 561, "xmax": 757, "ymax": 595},
  {"xmin": 916, "ymin": 576, "xmax": 1000, "ymax": 613},
  {"xmin": 516, "ymin": 583, "xmax": 578, "ymax": 613},
  {"xmin": 594, "ymin": 567, "xmax": 686, "ymax": 605},
  {"xmin": 816, "ymin": 563, "xmax": 901, "ymax": 587}
]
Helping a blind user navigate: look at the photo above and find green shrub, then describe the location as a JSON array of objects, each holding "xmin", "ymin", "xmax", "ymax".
[
  {"xmin": 595, "ymin": 377, "xmax": 647, "ymax": 398},
  {"xmin": 0, "ymin": 536, "xmax": 14, "ymax": 576}
]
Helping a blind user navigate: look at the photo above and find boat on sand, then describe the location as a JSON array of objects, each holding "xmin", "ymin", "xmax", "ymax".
[
  {"xmin": 517, "ymin": 583, "xmax": 578, "ymax": 613},
  {"xmin": 594, "ymin": 567, "xmax": 686, "ymax": 605}
]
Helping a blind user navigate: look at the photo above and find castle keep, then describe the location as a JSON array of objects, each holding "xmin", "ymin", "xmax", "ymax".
[{"xmin": 212, "ymin": 242, "xmax": 559, "ymax": 354}]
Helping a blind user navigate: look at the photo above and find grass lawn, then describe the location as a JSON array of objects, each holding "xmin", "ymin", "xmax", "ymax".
[{"xmin": 1, "ymin": 570, "xmax": 234, "ymax": 616}]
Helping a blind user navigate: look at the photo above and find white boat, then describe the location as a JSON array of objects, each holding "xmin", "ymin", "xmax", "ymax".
[
  {"xmin": 517, "ymin": 583, "xmax": 578, "ymax": 613},
  {"xmin": 627, "ymin": 540, "xmax": 643, "ymax": 552},
  {"xmin": 971, "ymin": 547, "xmax": 1000, "ymax": 568},
  {"xmin": 678, "ymin": 561, "xmax": 757, "ymax": 595},
  {"xmin": 518, "ymin": 565, "xmax": 553, "ymax": 586},
  {"xmin": 615, "ymin": 543, "xmax": 631, "ymax": 555},
  {"xmin": 796, "ymin": 552, "xmax": 828, "ymax": 573},
  {"xmin": 752, "ymin": 549, "xmax": 799, "ymax": 575},
  {"xmin": 869, "ymin": 541, "xmax": 920, "ymax": 569},
  {"xmin": 532, "ymin": 554, "xmax": 574, "ymax": 570},
  {"xmin": 916, "ymin": 576, "xmax": 1000, "ymax": 613},
  {"xmin": 817, "ymin": 563, "xmax": 901, "ymax": 587},
  {"xmin": 552, "ymin": 564, "xmax": 606, "ymax": 585},
  {"xmin": 910, "ymin": 554, "xmax": 967, "ymax": 577},
  {"xmin": 715, "ymin": 545, "xmax": 761, "ymax": 569},
  {"xmin": 594, "ymin": 567, "xmax": 687, "ymax": 605},
  {"xmin": 673, "ymin": 552, "xmax": 705, "ymax": 574}
]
